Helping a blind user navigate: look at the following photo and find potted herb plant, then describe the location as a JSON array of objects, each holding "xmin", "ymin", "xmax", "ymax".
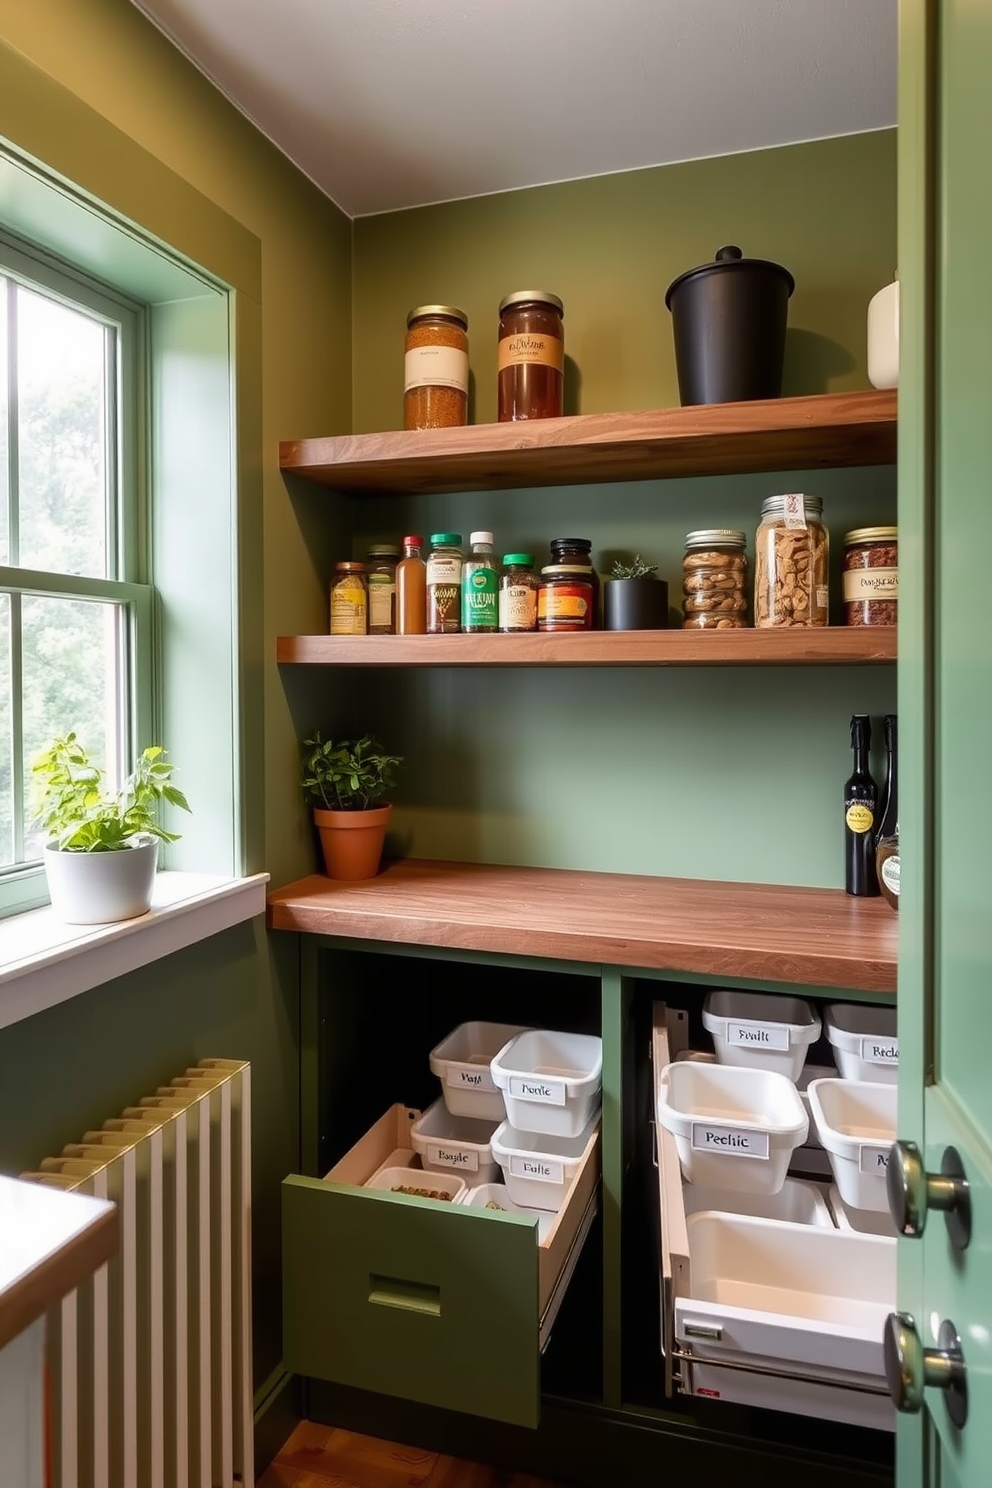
[
  {"xmin": 300, "ymin": 732, "xmax": 402, "ymax": 881},
  {"xmin": 603, "ymin": 554, "xmax": 670, "ymax": 631},
  {"xmin": 30, "ymin": 732, "xmax": 191, "ymax": 924}
]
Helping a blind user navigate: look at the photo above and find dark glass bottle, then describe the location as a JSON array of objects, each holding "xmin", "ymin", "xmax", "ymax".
[
  {"xmin": 845, "ymin": 714, "xmax": 880, "ymax": 896},
  {"xmin": 875, "ymin": 714, "xmax": 898, "ymax": 847}
]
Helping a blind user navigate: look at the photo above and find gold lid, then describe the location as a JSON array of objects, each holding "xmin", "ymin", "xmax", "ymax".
[
  {"xmin": 499, "ymin": 290, "xmax": 564, "ymax": 316},
  {"xmin": 406, "ymin": 304, "xmax": 468, "ymax": 329},
  {"xmin": 843, "ymin": 526, "xmax": 898, "ymax": 545},
  {"xmin": 334, "ymin": 560, "xmax": 367, "ymax": 572}
]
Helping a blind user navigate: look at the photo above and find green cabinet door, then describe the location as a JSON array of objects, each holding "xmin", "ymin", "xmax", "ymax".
[{"xmin": 897, "ymin": 3, "xmax": 992, "ymax": 1485}]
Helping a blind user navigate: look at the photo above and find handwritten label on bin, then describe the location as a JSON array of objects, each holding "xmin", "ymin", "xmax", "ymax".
[
  {"xmin": 860, "ymin": 1036, "xmax": 899, "ymax": 1066},
  {"xmin": 690, "ymin": 1123, "xmax": 770, "ymax": 1160},
  {"xmin": 427, "ymin": 1143, "xmax": 479, "ymax": 1172},
  {"xmin": 508, "ymin": 1075, "xmax": 567, "ymax": 1107},
  {"xmin": 859, "ymin": 1144, "xmax": 891, "ymax": 1176},
  {"xmin": 446, "ymin": 1063, "xmax": 497, "ymax": 1094},
  {"xmin": 508, "ymin": 1154, "xmax": 564, "ymax": 1187},
  {"xmin": 726, "ymin": 1022, "xmax": 790, "ymax": 1052}
]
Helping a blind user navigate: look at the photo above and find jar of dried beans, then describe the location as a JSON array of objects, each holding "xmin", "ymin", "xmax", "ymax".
[
  {"xmin": 404, "ymin": 306, "xmax": 469, "ymax": 430},
  {"xmin": 754, "ymin": 493, "xmax": 829, "ymax": 628},
  {"xmin": 498, "ymin": 292, "xmax": 564, "ymax": 421},
  {"xmin": 843, "ymin": 527, "xmax": 898, "ymax": 626},
  {"xmin": 682, "ymin": 530, "xmax": 748, "ymax": 629}
]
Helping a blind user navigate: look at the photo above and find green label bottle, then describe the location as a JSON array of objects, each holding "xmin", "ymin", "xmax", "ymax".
[{"xmin": 462, "ymin": 530, "xmax": 498, "ymax": 632}]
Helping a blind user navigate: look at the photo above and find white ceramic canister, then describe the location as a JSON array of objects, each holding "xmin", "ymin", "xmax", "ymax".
[{"xmin": 867, "ymin": 277, "xmax": 899, "ymax": 390}]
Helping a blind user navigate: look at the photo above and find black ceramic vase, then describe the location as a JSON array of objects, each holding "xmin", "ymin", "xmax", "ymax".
[{"xmin": 604, "ymin": 577, "xmax": 670, "ymax": 631}]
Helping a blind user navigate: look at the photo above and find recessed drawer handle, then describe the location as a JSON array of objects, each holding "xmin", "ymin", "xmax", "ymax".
[
  {"xmin": 683, "ymin": 1321, "xmax": 723, "ymax": 1341},
  {"xmin": 369, "ymin": 1273, "xmax": 442, "ymax": 1317}
]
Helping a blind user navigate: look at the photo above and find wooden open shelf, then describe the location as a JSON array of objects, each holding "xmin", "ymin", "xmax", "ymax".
[
  {"xmin": 279, "ymin": 390, "xmax": 897, "ymax": 495},
  {"xmin": 277, "ymin": 626, "xmax": 895, "ymax": 667},
  {"xmin": 267, "ymin": 859, "xmax": 898, "ymax": 993}
]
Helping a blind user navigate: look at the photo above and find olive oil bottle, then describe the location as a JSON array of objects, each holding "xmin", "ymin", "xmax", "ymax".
[{"xmin": 845, "ymin": 714, "xmax": 880, "ymax": 896}]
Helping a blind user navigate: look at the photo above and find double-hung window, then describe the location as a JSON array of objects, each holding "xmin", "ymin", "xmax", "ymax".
[{"xmin": 0, "ymin": 233, "xmax": 152, "ymax": 914}]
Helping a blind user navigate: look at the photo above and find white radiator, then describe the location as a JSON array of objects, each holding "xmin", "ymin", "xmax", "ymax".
[{"xmin": 22, "ymin": 1058, "xmax": 254, "ymax": 1488}]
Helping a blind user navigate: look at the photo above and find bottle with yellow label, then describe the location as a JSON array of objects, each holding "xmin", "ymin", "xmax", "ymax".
[{"xmin": 844, "ymin": 713, "xmax": 879, "ymax": 896}]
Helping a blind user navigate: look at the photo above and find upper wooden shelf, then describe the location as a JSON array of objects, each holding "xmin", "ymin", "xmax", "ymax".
[
  {"xmin": 279, "ymin": 389, "xmax": 897, "ymax": 495},
  {"xmin": 267, "ymin": 859, "xmax": 898, "ymax": 993},
  {"xmin": 277, "ymin": 627, "xmax": 895, "ymax": 668}
]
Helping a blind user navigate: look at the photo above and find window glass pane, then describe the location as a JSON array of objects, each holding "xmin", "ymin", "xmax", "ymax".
[
  {"xmin": 0, "ymin": 593, "xmax": 10, "ymax": 867},
  {"xmin": 0, "ymin": 281, "xmax": 8, "ymax": 566},
  {"xmin": 20, "ymin": 594, "xmax": 122, "ymax": 862},
  {"xmin": 16, "ymin": 286, "xmax": 109, "ymax": 579}
]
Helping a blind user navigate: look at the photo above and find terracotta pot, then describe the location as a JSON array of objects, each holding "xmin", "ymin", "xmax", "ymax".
[{"xmin": 313, "ymin": 804, "xmax": 392, "ymax": 881}]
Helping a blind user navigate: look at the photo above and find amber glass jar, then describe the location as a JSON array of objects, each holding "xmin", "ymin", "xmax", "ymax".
[
  {"xmin": 549, "ymin": 537, "xmax": 599, "ymax": 624},
  {"xmin": 366, "ymin": 544, "xmax": 400, "ymax": 634},
  {"xmin": 843, "ymin": 526, "xmax": 898, "ymax": 627},
  {"xmin": 754, "ymin": 493, "xmax": 829, "ymax": 628},
  {"xmin": 404, "ymin": 306, "xmax": 469, "ymax": 430},
  {"xmin": 498, "ymin": 292, "xmax": 564, "ymax": 421},
  {"xmin": 682, "ymin": 530, "xmax": 748, "ymax": 630},
  {"xmin": 538, "ymin": 564, "xmax": 593, "ymax": 631},
  {"xmin": 330, "ymin": 561, "xmax": 368, "ymax": 635}
]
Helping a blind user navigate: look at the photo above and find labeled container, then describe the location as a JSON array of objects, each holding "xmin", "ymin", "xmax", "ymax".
[
  {"xmin": 497, "ymin": 292, "xmax": 564, "ymax": 421},
  {"xmin": 806, "ymin": 1078, "xmax": 897, "ymax": 1214},
  {"xmin": 330, "ymin": 561, "xmax": 368, "ymax": 635},
  {"xmin": 366, "ymin": 544, "xmax": 400, "ymax": 635},
  {"xmin": 824, "ymin": 1003, "xmax": 898, "ymax": 1084},
  {"xmin": 665, "ymin": 245, "xmax": 794, "ymax": 406},
  {"xmin": 681, "ymin": 1176, "xmax": 834, "ymax": 1228},
  {"xmin": 426, "ymin": 532, "xmax": 464, "ymax": 634},
  {"xmin": 843, "ymin": 527, "xmax": 898, "ymax": 627},
  {"xmin": 462, "ymin": 531, "xmax": 499, "ymax": 632},
  {"xmin": 498, "ymin": 554, "xmax": 539, "ymax": 632},
  {"xmin": 429, "ymin": 1020, "xmax": 531, "ymax": 1121},
  {"xmin": 363, "ymin": 1165, "xmax": 467, "ymax": 1203},
  {"xmin": 537, "ymin": 565, "xmax": 594, "ymax": 632},
  {"xmin": 459, "ymin": 1182, "xmax": 555, "ymax": 1243},
  {"xmin": 404, "ymin": 305, "xmax": 469, "ymax": 430},
  {"xmin": 409, "ymin": 1099, "xmax": 500, "ymax": 1188},
  {"xmin": 656, "ymin": 1061, "xmax": 808, "ymax": 1195},
  {"xmin": 682, "ymin": 529, "xmax": 748, "ymax": 630},
  {"xmin": 702, "ymin": 990, "xmax": 821, "ymax": 1081},
  {"xmin": 491, "ymin": 1029, "xmax": 603, "ymax": 1138},
  {"xmin": 396, "ymin": 534, "xmax": 427, "ymax": 635},
  {"xmin": 828, "ymin": 1185, "xmax": 898, "ymax": 1238},
  {"xmin": 491, "ymin": 1116, "xmax": 599, "ymax": 1211},
  {"xmin": 549, "ymin": 538, "xmax": 599, "ymax": 622},
  {"xmin": 754, "ymin": 493, "xmax": 829, "ymax": 628}
]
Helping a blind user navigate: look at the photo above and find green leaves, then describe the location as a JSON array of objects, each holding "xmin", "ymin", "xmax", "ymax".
[
  {"xmin": 610, "ymin": 553, "xmax": 658, "ymax": 580},
  {"xmin": 30, "ymin": 732, "xmax": 191, "ymax": 852},
  {"xmin": 300, "ymin": 732, "xmax": 402, "ymax": 811}
]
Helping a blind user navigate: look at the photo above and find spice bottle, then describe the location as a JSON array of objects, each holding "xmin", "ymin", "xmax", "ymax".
[
  {"xmin": 498, "ymin": 292, "xmax": 564, "ymax": 421},
  {"xmin": 426, "ymin": 532, "xmax": 464, "ymax": 634},
  {"xmin": 367, "ymin": 544, "xmax": 400, "ymax": 635},
  {"xmin": 404, "ymin": 307, "xmax": 469, "ymax": 431},
  {"xmin": 682, "ymin": 530, "xmax": 748, "ymax": 629},
  {"xmin": 549, "ymin": 537, "xmax": 599, "ymax": 625},
  {"xmin": 755, "ymin": 493, "xmax": 829, "ymax": 628},
  {"xmin": 462, "ymin": 531, "xmax": 499, "ymax": 632},
  {"xmin": 498, "ymin": 554, "xmax": 539, "ymax": 632},
  {"xmin": 397, "ymin": 535, "xmax": 427, "ymax": 635},
  {"xmin": 330, "ymin": 561, "xmax": 368, "ymax": 636},
  {"xmin": 538, "ymin": 564, "xmax": 594, "ymax": 632},
  {"xmin": 844, "ymin": 714, "xmax": 879, "ymax": 896},
  {"xmin": 843, "ymin": 527, "xmax": 898, "ymax": 626}
]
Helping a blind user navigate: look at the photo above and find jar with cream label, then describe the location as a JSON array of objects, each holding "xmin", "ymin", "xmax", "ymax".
[
  {"xmin": 404, "ymin": 306, "xmax": 469, "ymax": 430},
  {"xmin": 843, "ymin": 526, "xmax": 898, "ymax": 626},
  {"xmin": 497, "ymin": 292, "xmax": 564, "ymax": 421}
]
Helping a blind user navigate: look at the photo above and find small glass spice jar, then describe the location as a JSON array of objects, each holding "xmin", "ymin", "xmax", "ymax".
[
  {"xmin": 682, "ymin": 530, "xmax": 748, "ymax": 630},
  {"xmin": 538, "ymin": 564, "xmax": 593, "ymax": 632},
  {"xmin": 754, "ymin": 493, "xmax": 829, "ymax": 628},
  {"xmin": 842, "ymin": 526, "xmax": 898, "ymax": 626},
  {"xmin": 366, "ymin": 544, "xmax": 400, "ymax": 634},
  {"xmin": 330, "ymin": 561, "xmax": 368, "ymax": 635},
  {"xmin": 498, "ymin": 292, "xmax": 564, "ymax": 421},
  {"xmin": 498, "ymin": 554, "xmax": 539, "ymax": 632},
  {"xmin": 404, "ymin": 306, "xmax": 469, "ymax": 431},
  {"xmin": 426, "ymin": 532, "xmax": 464, "ymax": 634}
]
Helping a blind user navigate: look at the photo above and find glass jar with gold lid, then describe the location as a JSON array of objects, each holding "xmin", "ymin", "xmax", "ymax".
[{"xmin": 404, "ymin": 306, "xmax": 469, "ymax": 430}]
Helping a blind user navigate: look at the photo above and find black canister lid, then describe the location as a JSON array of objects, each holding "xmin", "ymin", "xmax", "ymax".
[{"xmin": 664, "ymin": 245, "xmax": 795, "ymax": 309}]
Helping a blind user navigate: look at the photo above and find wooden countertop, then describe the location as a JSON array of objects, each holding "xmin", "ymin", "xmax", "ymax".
[
  {"xmin": 267, "ymin": 859, "xmax": 897, "ymax": 993},
  {"xmin": 0, "ymin": 1175, "xmax": 118, "ymax": 1351}
]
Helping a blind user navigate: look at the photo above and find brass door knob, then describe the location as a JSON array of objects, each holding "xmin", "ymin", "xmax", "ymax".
[
  {"xmin": 884, "ymin": 1313, "xmax": 968, "ymax": 1429},
  {"xmin": 887, "ymin": 1141, "xmax": 971, "ymax": 1250}
]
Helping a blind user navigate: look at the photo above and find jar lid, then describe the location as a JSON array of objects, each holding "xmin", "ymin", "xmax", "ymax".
[
  {"xmin": 665, "ymin": 245, "xmax": 795, "ymax": 308},
  {"xmin": 402, "ymin": 534, "xmax": 424, "ymax": 547},
  {"xmin": 550, "ymin": 536, "xmax": 592, "ymax": 551},
  {"xmin": 429, "ymin": 532, "xmax": 463, "ymax": 545},
  {"xmin": 684, "ymin": 529, "xmax": 747, "ymax": 550},
  {"xmin": 407, "ymin": 305, "xmax": 468, "ymax": 329},
  {"xmin": 469, "ymin": 531, "xmax": 494, "ymax": 545},
  {"xmin": 367, "ymin": 544, "xmax": 400, "ymax": 557},
  {"xmin": 541, "ymin": 564, "xmax": 592, "ymax": 576},
  {"xmin": 503, "ymin": 553, "xmax": 534, "ymax": 566},
  {"xmin": 760, "ymin": 493, "xmax": 824, "ymax": 519},
  {"xmin": 843, "ymin": 526, "xmax": 898, "ymax": 545},
  {"xmin": 499, "ymin": 290, "xmax": 564, "ymax": 316},
  {"xmin": 334, "ymin": 561, "xmax": 366, "ymax": 572}
]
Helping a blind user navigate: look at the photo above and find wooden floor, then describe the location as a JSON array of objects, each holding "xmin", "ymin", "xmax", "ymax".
[{"xmin": 259, "ymin": 1421, "xmax": 569, "ymax": 1488}]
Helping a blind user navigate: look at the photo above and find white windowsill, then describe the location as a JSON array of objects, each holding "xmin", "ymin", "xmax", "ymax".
[{"xmin": 0, "ymin": 872, "xmax": 270, "ymax": 1033}]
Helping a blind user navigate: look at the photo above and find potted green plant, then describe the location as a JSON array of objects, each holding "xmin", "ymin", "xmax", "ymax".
[
  {"xmin": 603, "ymin": 554, "xmax": 670, "ymax": 631},
  {"xmin": 30, "ymin": 732, "xmax": 191, "ymax": 924},
  {"xmin": 300, "ymin": 732, "xmax": 402, "ymax": 881}
]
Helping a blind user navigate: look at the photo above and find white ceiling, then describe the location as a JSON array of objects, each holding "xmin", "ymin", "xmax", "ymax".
[{"xmin": 129, "ymin": 0, "xmax": 897, "ymax": 220}]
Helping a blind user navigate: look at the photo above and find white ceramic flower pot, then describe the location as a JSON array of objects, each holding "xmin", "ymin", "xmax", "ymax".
[
  {"xmin": 867, "ymin": 278, "xmax": 899, "ymax": 389},
  {"xmin": 43, "ymin": 834, "xmax": 159, "ymax": 924}
]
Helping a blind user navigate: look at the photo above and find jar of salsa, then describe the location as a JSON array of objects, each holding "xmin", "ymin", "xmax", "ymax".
[
  {"xmin": 538, "ymin": 564, "xmax": 593, "ymax": 631},
  {"xmin": 498, "ymin": 292, "xmax": 564, "ymax": 421}
]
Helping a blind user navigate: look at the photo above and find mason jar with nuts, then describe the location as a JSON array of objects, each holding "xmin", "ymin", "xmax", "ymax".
[
  {"xmin": 682, "ymin": 530, "xmax": 748, "ymax": 629},
  {"xmin": 754, "ymin": 493, "xmax": 829, "ymax": 628}
]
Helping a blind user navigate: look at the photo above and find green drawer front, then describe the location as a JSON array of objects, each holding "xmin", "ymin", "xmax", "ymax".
[{"xmin": 282, "ymin": 1174, "xmax": 542, "ymax": 1426}]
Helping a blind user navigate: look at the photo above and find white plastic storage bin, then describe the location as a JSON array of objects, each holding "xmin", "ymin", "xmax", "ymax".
[
  {"xmin": 491, "ymin": 1030, "xmax": 602, "ymax": 1138},
  {"xmin": 825, "ymin": 1003, "xmax": 898, "ymax": 1084},
  {"xmin": 681, "ymin": 1177, "xmax": 834, "ymax": 1228},
  {"xmin": 363, "ymin": 1165, "xmax": 467, "ymax": 1203},
  {"xmin": 459, "ymin": 1182, "xmax": 555, "ymax": 1243},
  {"xmin": 702, "ymin": 990, "xmax": 821, "ymax": 1081},
  {"xmin": 829, "ymin": 1185, "xmax": 898, "ymax": 1238},
  {"xmin": 491, "ymin": 1117, "xmax": 599, "ymax": 1212},
  {"xmin": 807, "ymin": 1078, "xmax": 897, "ymax": 1214},
  {"xmin": 429, "ymin": 1021, "xmax": 531, "ymax": 1121},
  {"xmin": 656, "ymin": 1061, "xmax": 808, "ymax": 1196},
  {"xmin": 409, "ymin": 1099, "xmax": 499, "ymax": 1188}
]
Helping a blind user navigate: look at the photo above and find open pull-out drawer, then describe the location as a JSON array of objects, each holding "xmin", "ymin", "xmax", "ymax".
[
  {"xmin": 652, "ymin": 1003, "xmax": 895, "ymax": 1431},
  {"xmin": 282, "ymin": 1104, "xmax": 599, "ymax": 1427}
]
